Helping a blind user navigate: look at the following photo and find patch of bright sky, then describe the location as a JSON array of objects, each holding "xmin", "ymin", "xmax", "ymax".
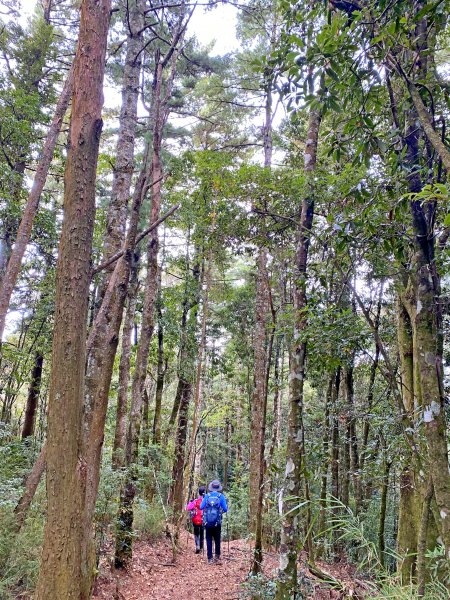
[
  {"xmin": 20, "ymin": 0, "xmax": 239, "ymax": 53},
  {"xmin": 20, "ymin": 0, "xmax": 240, "ymax": 116}
]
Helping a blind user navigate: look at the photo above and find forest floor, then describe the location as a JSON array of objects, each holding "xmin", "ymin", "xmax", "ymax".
[{"xmin": 93, "ymin": 530, "xmax": 372, "ymax": 599}]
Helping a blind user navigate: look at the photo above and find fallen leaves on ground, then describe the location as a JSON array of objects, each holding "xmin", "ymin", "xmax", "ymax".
[
  {"xmin": 93, "ymin": 531, "xmax": 277, "ymax": 600},
  {"xmin": 93, "ymin": 532, "xmax": 371, "ymax": 599}
]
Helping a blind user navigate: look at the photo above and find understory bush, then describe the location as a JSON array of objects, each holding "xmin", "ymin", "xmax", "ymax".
[
  {"xmin": 134, "ymin": 498, "xmax": 166, "ymax": 539},
  {"xmin": 0, "ymin": 502, "xmax": 45, "ymax": 599}
]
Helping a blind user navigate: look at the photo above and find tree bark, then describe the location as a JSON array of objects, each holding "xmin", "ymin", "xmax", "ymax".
[
  {"xmin": 170, "ymin": 253, "xmax": 201, "ymax": 517},
  {"xmin": 95, "ymin": 0, "xmax": 145, "ymax": 306},
  {"xmin": 251, "ymin": 33, "xmax": 276, "ymax": 571},
  {"xmin": 249, "ymin": 249, "xmax": 269, "ymax": 534},
  {"xmin": 358, "ymin": 284, "xmax": 383, "ymax": 509},
  {"xmin": 182, "ymin": 258, "xmax": 211, "ymax": 508},
  {"xmin": 34, "ymin": 0, "xmax": 110, "ymax": 594},
  {"xmin": 417, "ymin": 477, "xmax": 433, "ymax": 596},
  {"xmin": 276, "ymin": 105, "xmax": 322, "ymax": 600},
  {"xmin": 114, "ymin": 23, "xmax": 188, "ymax": 566},
  {"xmin": 268, "ymin": 336, "xmax": 282, "ymax": 473},
  {"xmin": 112, "ymin": 252, "xmax": 140, "ymax": 470}
]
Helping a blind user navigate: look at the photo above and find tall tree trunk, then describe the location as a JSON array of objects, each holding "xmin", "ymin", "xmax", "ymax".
[
  {"xmin": 170, "ymin": 253, "xmax": 201, "ymax": 519},
  {"xmin": 275, "ymin": 105, "xmax": 322, "ymax": 600},
  {"xmin": 112, "ymin": 252, "xmax": 140, "ymax": 469},
  {"xmin": 251, "ymin": 30, "xmax": 276, "ymax": 571},
  {"xmin": 21, "ymin": 352, "xmax": 44, "ymax": 440},
  {"xmin": 182, "ymin": 258, "xmax": 211, "ymax": 507},
  {"xmin": 358, "ymin": 283, "xmax": 383, "ymax": 509},
  {"xmin": 79, "ymin": 0, "xmax": 150, "ymax": 585},
  {"xmin": 34, "ymin": 0, "xmax": 110, "ymax": 594},
  {"xmin": 397, "ymin": 296, "xmax": 421, "ymax": 582},
  {"xmin": 95, "ymin": 0, "xmax": 144, "ymax": 305},
  {"xmin": 82, "ymin": 154, "xmax": 152, "ymax": 587},
  {"xmin": 114, "ymin": 25, "xmax": 188, "ymax": 565},
  {"xmin": 249, "ymin": 249, "xmax": 269, "ymax": 534},
  {"xmin": 0, "ymin": 67, "xmax": 74, "ymax": 340}
]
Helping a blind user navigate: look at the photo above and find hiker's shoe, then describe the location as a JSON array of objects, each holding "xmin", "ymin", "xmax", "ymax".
[
  {"xmin": 215, "ymin": 556, "xmax": 222, "ymax": 565},
  {"xmin": 208, "ymin": 558, "xmax": 214, "ymax": 564},
  {"xmin": 195, "ymin": 548, "xmax": 200, "ymax": 554}
]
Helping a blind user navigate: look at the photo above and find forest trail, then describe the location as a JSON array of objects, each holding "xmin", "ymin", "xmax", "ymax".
[
  {"xmin": 93, "ymin": 531, "xmax": 277, "ymax": 600},
  {"xmin": 93, "ymin": 530, "xmax": 367, "ymax": 599}
]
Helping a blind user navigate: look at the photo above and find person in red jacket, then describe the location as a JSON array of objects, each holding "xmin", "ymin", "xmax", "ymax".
[{"xmin": 186, "ymin": 485, "xmax": 206, "ymax": 554}]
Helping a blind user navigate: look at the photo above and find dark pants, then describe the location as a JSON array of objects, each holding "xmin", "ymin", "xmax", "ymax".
[
  {"xmin": 205, "ymin": 525, "xmax": 221, "ymax": 560},
  {"xmin": 193, "ymin": 524, "xmax": 204, "ymax": 550}
]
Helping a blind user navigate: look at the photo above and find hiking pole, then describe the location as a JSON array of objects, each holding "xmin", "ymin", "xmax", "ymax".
[{"xmin": 226, "ymin": 513, "xmax": 230, "ymax": 559}]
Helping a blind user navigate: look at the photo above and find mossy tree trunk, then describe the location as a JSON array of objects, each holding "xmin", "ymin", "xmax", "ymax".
[
  {"xmin": 34, "ymin": 0, "xmax": 111, "ymax": 594},
  {"xmin": 275, "ymin": 104, "xmax": 322, "ymax": 600}
]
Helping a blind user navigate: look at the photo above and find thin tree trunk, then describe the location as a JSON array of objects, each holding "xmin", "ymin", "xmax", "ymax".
[
  {"xmin": 317, "ymin": 375, "xmax": 333, "ymax": 550},
  {"xmin": 171, "ymin": 381, "xmax": 192, "ymax": 516},
  {"xmin": 34, "ymin": 0, "xmax": 110, "ymax": 594},
  {"xmin": 276, "ymin": 103, "xmax": 322, "ymax": 600},
  {"xmin": 378, "ymin": 454, "xmax": 392, "ymax": 568},
  {"xmin": 152, "ymin": 322, "xmax": 166, "ymax": 445},
  {"xmin": 182, "ymin": 258, "xmax": 211, "ymax": 506},
  {"xmin": 0, "ymin": 67, "xmax": 74, "ymax": 340},
  {"xmin": 331, "ymin": 368, "xmax": 341, "ymax": 505},
  {"xmin": 112, "ymin": 253, "xmax": 140, "ymax": 469},
  {"xmin": 251, "ymin": 31, "xmax": 276, "ymax": 572},
  {"xmin": 124, "ymin": 57, "xmax": 164, "ymax": 470},
  {"xmin": 114, "ymin": 24, "xmax": 188, "ymax": 566},
  {"xmin": 152, "ymin": 268, "xmax": 165, "ymax": 446},
  {"xmin": 170, "ymin": 253, "xmax": 201, "ymax": 519},
  {"xmin": 268, "ymin": 336, "xmax": 282, "ymax": 472},
  {"xmin": 358, "ymin": 283, "xmax": 383, "ymax": 509},
  {"xmin": 14, "ymin": 443, "xmax": 46, "ymax": 531},
  {"xmin": 340, "ymin": 367, "xmax": 351, "ymax": 509},
  {"xmin": 249, "ymin": 248, "xmax": 269, "ymax": 535},
  {"xmin": 21, "ymin": 352, "xmax": 44, "ymax": 440}
]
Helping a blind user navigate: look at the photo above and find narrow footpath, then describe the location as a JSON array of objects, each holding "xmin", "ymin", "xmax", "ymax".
[
  {"xmin": 93, "ymin": 531, "xmax": 369, "ymax": 599},
  {"xmin": 93, "ymin": 531, "xmax": 277, "ymax": 600}
]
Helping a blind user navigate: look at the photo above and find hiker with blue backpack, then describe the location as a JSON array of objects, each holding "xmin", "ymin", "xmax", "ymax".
[{"xmin": 200, "ymin": 479, "xmax": 228, "ymax": 564}]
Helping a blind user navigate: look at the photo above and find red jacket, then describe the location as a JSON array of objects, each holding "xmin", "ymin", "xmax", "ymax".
[{"xmin": 187, "ymin": 497, "xmax": 203, "ymax": 526}]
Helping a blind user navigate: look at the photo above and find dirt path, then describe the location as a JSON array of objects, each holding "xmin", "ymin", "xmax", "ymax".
[
  {"xmin": 93, "ymin": 531, "xmax": 371, "ymax": 599},
  {"xmin": 93, "ymin": 531, "xmax": 278, "ymax": 600}
]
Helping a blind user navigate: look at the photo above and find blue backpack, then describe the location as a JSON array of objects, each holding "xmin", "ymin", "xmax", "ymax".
[{"xmin": 202, "ymin": 493, "xmax": 223, "ymax": 527}]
